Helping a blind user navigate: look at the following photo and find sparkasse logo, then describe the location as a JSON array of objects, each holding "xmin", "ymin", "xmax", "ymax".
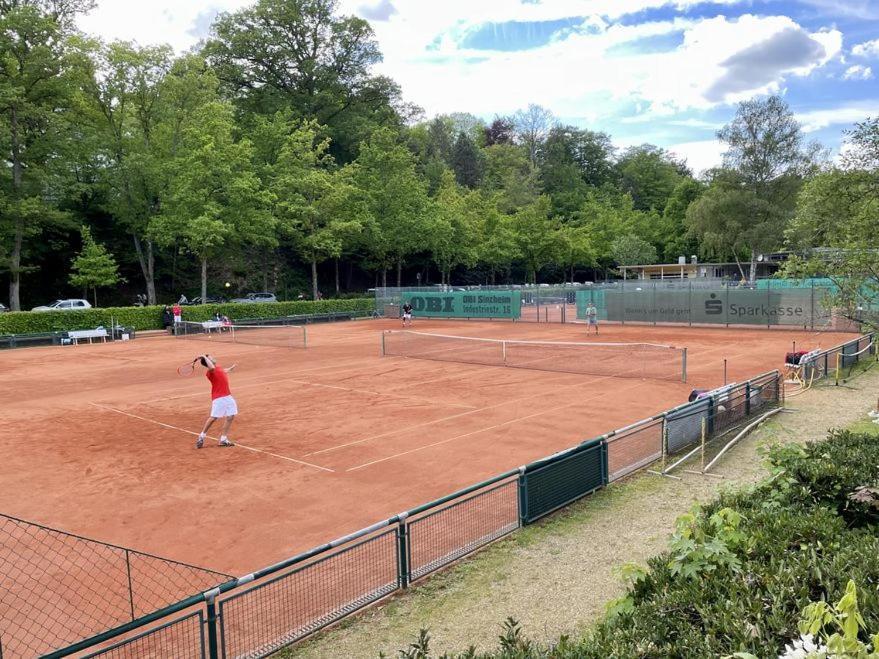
[{"xmin": 705, "ymin": 293, "xmax": 723, "ymax": 315}]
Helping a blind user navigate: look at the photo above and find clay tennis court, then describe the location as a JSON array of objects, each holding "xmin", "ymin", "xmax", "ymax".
[{"xmin": 0, "ymin": 319, "xmax": 856, "ymax": 578}]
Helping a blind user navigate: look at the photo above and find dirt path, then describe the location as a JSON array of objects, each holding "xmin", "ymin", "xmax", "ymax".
[{"xmin": 284, "ymin": 369, "xmax": 879, "ymax": 659}]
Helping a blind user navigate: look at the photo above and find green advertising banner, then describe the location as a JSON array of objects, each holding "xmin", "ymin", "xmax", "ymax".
[
  {"xmin": 404, "ymin": 291, "xmax": 522, "ymax": 319},
  {"xmin": 576, "ymin": 287, "xmax": 826, "ymax": 327}
]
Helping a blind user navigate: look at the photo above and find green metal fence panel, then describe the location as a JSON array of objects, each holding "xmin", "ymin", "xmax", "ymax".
[
  {"xmin": 217, "ymin": 529, "xmax": 398, "ymax": 658},
  {"xmin": 81, "ymin": 611, "xmax": 206, "ymax": 659},
  {"xmin": 407, "ymin": 477, "xmax": 519, "ymax": 582},
  {"xmin": 520, "ymin": 439, "xmax": 606, "ymax": 523},
  {"xmin": 401, "ymin": 291, "xmax": 522, "ymax": 319}
]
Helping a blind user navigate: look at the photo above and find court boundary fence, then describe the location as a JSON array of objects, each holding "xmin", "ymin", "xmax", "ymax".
[
  {"xmin": 0, "ymin": 513, "xmax": 232, "ymax": 658},
  {"xmin": 43, "ymin": 338, "xmax": 873, "ymax": 658}
]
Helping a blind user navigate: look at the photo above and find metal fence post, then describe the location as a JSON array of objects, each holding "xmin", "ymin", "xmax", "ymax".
[
  {"xmin": 517, "ymin": 467, "xmax": 528, "ymax": 525},
  {"xmin": 745, "ymin": 382, "xmax": 751, "ymax": 416},
  {"xmin": 682, "ymin": 348, "xmax": 688, "ymax": 383},
  {"xmin": 125, "ymin": 549, "xmax": 135, "ymax": 621},
  {"xmin": 204, "ymin": 589, "xmax": 221, "ymax": 659},
  {"xmin": 396, "ymin": 516, "xmax": 410, "ymax": 589}
]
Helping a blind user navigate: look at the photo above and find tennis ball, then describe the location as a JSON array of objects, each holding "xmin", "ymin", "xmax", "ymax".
[{"xmin": 225, "ymin": 282, "xmax": 231, "ymax": 288}]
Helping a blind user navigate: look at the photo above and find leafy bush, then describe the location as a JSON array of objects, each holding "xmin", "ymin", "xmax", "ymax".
[
  {"xmin": 0, "ymin": 299, "xmax": 375, "ymax": 334},
  {"xmin": 387, "ymin": 431, "xmax": 879, "ymax": 658}
]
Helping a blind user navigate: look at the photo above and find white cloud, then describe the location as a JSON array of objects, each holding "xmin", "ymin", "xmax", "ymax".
[
  {"xmin": 795, "ymin": 102, "xmax": 879, "ymax": 132},
  {"xmin": 843, "ymin": 64, "xmax": 874, "ymax": 80},
  {"xmin": 665, "ymin": 139, "xmax": 724, "ymax": 175},
  {"xmin": 365, "ymin": 11, "xmax": 841, "ymax": 120},
  {"xmin": 852, "ymin": 38, "xmax": 879, "ymax": 58},
  {"xmin": 78, "ymin": 0, "xmax": 251, "ymax": 51}
]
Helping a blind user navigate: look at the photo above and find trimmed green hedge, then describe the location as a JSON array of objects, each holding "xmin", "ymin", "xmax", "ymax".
[{"xmin": 0, "ymin": 298, "xmax": 375, "ymax": 334}]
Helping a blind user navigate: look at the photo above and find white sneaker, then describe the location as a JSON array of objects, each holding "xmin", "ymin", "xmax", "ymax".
[
  {"xmin": 196, "ymin": 435, "xmax": 205, "ymax": 449},
  {"xmin": 218, "ymin": 437, "xmax": 234, "ymax": 447},
  {"xmin": 869, "ymin": 410, "xmax": 879, "ymax": 418}
]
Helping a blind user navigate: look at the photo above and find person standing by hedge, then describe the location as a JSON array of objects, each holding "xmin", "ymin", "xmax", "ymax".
[{"xmin": 172, "ymin": 302, "xmax": 182, "ymax": 329}]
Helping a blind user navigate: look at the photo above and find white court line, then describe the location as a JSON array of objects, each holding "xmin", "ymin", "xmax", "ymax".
[
  {"xmin": 347, "ymin": 379, "xmax": 651, "ymax": 472},
  {"xmin": 140, "ymin": 371, "xmax": 477, "ymax": 411},
  {"xmin": 307, "ymin": 370, "xmax": 621, "ymax": 457},
  {"xmin": 140, "ymin": 358, "xmax": 385, "ymax": 404},
  {"xmin": 89, "ymin": 403, "xmax": 334, "ymax": 473}
]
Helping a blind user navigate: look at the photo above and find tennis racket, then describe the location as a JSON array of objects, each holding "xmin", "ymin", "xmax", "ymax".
[{"xmin": 177, "ymin": 360, "xmax": 197, "ymax": 376}]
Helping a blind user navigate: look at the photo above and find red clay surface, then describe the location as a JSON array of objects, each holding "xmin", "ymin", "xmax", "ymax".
[{"xmin": 0, "ymin": 320, "xmax": 856, "ymax": 575}]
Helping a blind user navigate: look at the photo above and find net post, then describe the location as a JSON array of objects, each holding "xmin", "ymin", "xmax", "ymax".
[
  {"xmin": 723, "ymin": 358, "xmax": 727, "ymax": 385},
  {"xmin": 502, "ymin": 340, "xmax": 507, "ymax": 365},
  {"xmin": 681, "ymin": 348, "xmax": 687, "ymax": 383},
  {"xmin": 381, "ymin": 331, "xmax": 386, "ymax": 356},
  {"xmin": 303, "ymin": 325, "xmax": 308, "ymax": 349}
]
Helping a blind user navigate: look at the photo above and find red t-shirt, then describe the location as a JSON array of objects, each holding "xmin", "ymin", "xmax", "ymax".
[
  {"xmin": 172, "ymin": 304, "xmax": 181, "ymax": 316},
  {"xmin": 206, "ymin": 367, "xmax": 231, "ymax": 400}
]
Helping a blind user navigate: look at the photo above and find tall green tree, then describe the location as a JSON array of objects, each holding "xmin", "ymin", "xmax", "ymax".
[
  {"xmin": 354, "ymin": 128, "xmax": 430, "ymax": 287},
  {"xmin": 77, "ymin": 40, "xmax": 175, "ymax": 305},
  {"xmin": 0, "ymin": 2, "xmax": 82, "ymax": 309},
  {"xmin": 451, "ymin": 131, "xmax": 483, "ymax": 189},
  {"xmin": 69, "ymin": 225, "xmax": 120, "ymax": 306},
  {"xmin": 783, "ymin": 117, "xmax": 879, "ymax": 324},
  {"xmin": 689, "ymin": 95, "xmax": 819, "ymax": 283},
  {"xmin": 150, "ymin": 102, "xmax": 275, "ymax": 300},
  {"xmin": 427, "ymin": 171, "xmax": 480, "ymax": 284},
  {"xmin": 559, "ymin": 225, "xmax": 594, "ymax": 284},
  {"xmin": 611, "ymin": 234, "xmax": 658, "ymax": 269},
  {"xmin": 616, "ymin": 145, "xmax": 686, "ymax": 212},
  {"xmin": 510, "ymin": 196, "xmax": 563, "ymax": 283},
  {"xmin": 205, "ymin": 0, "xmax": 402, "ymax": 163},
  {"xmin": 269, "ymin": 120, "xmax": 363, "ymax": 299}
]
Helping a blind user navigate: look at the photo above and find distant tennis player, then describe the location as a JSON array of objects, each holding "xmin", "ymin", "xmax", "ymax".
[
  {"xmin": 402, "ymin": 302, "xmax": 413, "ymax": 327},
  {"xmin": 196, "ymin": 354, "xmax": 237, "ymax": 449},
  {"xmin": 585, "ymin": 301, "xmax": 599, "ymax": 335}
]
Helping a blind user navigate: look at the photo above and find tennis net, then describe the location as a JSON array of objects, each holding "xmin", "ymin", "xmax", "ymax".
[
  {"xmin": 382, "ymin": 331, "xmax": 686, "ymax": 381},
  {"xmin": 175, "ymin": 321, "xmax": 306, "ymax": 349}
]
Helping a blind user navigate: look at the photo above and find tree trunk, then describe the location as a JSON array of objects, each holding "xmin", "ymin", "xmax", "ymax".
[
  {"xmin": 9, "ymin": 221, "xmax": 22, "ymax": 311},
  {"xmin": 93, "ymin": 288, "xmax": 98, "ymax": 308},
  {"xmin": 570, "ymin": 264, "xmax": 575, "ymax": 285},
  {"xmin": 133, "ymin": 235, "xmax": 157, "ymax": 305},
  {"xmin": 382, "ymin": 268, "xmax": 387, "ymax": 288},
  {"xmin": 201, "ymin": 257, "xmax": 207, "ymax": 301},
  {"xmin": 9, "ymin": 106, "xmax": 23, "ymax": 311},
  {"xmin": 749, "ymin": 250, "xmax": 757, "ymax": 285},
  {"xmin": 311, "ymin": 257, "xmax": 319, "ymax": 300},
  {"xmin": 396, "ymin": 259, "xmax": 402, "ymax": 288},
  {"xmin": 334, "ymin": 258, "xmax": 340, "ymax": 295}
]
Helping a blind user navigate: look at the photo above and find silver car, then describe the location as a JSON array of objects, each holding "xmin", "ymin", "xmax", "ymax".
[
  {"xmin": 231, "ymin": 292, "xmax": 277, "ymax": 303},
  {"xmin": 32, "ymin": 299, "xmax": 93, "ymax": 312}
]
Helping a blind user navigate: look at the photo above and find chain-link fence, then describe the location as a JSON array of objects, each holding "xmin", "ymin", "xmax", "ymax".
[
  {"xmin": 40, "ymin": 359, "xmax": 799, "ymax": 659},
  {"xmin": 0, "ymin": 514, "xmax": 230, "ymax": 658}
]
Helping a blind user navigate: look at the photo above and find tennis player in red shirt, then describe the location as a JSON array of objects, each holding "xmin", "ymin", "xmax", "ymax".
[{"xmin": 196, "ymin": 354, "xmax": 237, "ymax": 449}]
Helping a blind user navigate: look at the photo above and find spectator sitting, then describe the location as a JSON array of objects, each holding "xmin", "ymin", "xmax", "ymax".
[{"xmin": 161, "ymin": 306, "xmax": 173, "ymax": 333}]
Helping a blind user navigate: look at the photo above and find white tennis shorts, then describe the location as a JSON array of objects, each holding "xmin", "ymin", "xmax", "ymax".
[
  {"xmin": 403, "ymin": 313, "xmax": 412, "ymax": 320},
  {"xmin": 210, "ymin": 395, "xmax": 238, "ymax": 418},
  {"xmin": 173, "ymin": 314, "xmax": 181, "ymax": 323}
]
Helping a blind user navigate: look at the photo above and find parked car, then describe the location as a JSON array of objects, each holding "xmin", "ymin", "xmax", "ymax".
[
  {"xmin": 184, "ymin": 296, "xmax": 227, "ymax": 305},
  {"xmin": 32, "ymin": 299, "xmax": 92, "ymax": 312},
  {"xmin": 231, "ymin": 292, "xmax": 277, "ymax": 303}
]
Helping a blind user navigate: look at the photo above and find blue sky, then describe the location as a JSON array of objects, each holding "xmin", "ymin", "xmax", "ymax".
[{"xmin": 79, "ymin": 0, "xmax": 879, "ymax": 173}]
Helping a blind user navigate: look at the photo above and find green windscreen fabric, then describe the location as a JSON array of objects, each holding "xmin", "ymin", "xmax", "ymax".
[{"xmin": 403, "ymin": 291, "xmax": 522, "ymax": 319}]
